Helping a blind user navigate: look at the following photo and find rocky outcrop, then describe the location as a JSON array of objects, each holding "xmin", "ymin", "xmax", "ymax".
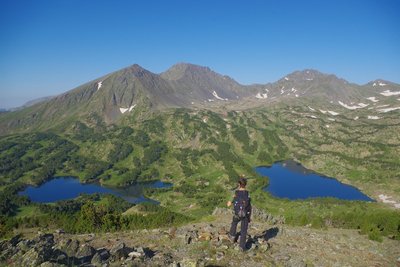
[
  {"xmin": 1, "ymin": 214, "xmax": 399, "ymax": 267},
  {"xmin": 0, "ymin": 232, "xmax": 157, "ymax": 267}
]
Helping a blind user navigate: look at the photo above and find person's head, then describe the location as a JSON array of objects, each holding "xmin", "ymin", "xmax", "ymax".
[{"xmin": 238, "ymin": 176, "xmax": 247, "ymax": 188}]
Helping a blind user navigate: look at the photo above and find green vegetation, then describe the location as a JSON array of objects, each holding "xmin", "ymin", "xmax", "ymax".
[{"xmin": 0, "ymin": 106, "xmax": 399, "ymax": 242}]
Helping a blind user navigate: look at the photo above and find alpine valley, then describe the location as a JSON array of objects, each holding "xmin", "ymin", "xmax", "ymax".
[{"xmin": 1, "ymin": 63, "xmax": 400, "ymax": 266}]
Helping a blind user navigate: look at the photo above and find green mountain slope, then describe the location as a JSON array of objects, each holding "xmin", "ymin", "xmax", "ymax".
[{"xmin": 1, "ymin": 63, "xmax": 400, "ymax": 247}]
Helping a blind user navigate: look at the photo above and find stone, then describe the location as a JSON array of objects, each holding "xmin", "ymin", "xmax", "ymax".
[
  {"xmin": 128, "ymin": 251, "xmax": 143, "ymax": 258},
  {"xmin": 185, "ymin": 230, "xmax": 198, "ymax": 244},
  {"xmin": 55, "ymin": 229, "xmax": 65, "ymax": 234},
  {"xmin": 109, "ymin": 242, "xmax": 131, "ymax": 260},
  {"xmin": 150, "ymin": 252, "xmax": 174, "ymax": 266},
  {"xmin": 198, "ymin": 232, "xmax": 212, "ymax": 241},
  {"xmin": 91, "ymin": 249, "xmax": 110, "ymax": 266},
  {"xmin": 216, "ymin": 251, "xmax": 225, "ymax": 261},
  {"xmin": 9, "ymin": 234, "xmax": 22, "ymax": 246},
  {"xmin": 76, "ymin": 244, "xmax": 96, "ymax": 264},
  {"xmin": 17, "ymin": 239, "xmax": 34, "ymax": 253},
  {"xmin": 39, "ymin": 262, "xmax": 67, "ymax": 267},
  {"xmin": 21, "ymin": 247, "xmax": 45, "ymax": 266},
  {"xmin": 260, "ymin": 243, "xmax": 270, "ymax": 252},
  {"xmin": 179, "ymin": 258, "xmax": 198, "ymax": 267},
  {"xmin": 64, "ymin": 239, "xmax": 80, "ymax": 257}
]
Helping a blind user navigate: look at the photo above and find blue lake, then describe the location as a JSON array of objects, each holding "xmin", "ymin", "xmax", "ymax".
[
  {"xmin": 255, "ymin": 160, "xmax": 374, "ymax": 201},
  {"xmin": 19, "ymin": 177, "xmax": 172, "ymax": 204}
]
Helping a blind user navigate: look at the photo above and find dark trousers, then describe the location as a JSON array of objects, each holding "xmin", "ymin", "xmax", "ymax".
[{"xmin": 229, "ymin": 216, "xmax": 249, "ymax": 250}]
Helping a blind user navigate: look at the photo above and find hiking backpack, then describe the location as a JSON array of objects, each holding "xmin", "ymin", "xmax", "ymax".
[{"xmin": 233, "ymin": 190, "xmax": 250, "ymax": 219}]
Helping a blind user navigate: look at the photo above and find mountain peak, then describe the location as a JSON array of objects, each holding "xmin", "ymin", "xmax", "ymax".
[
  {"xmin": 365, "ymin": 79, "xmax": 393, "ymax": 87},
  {"xmin": 283, "ymin": 69, "xmax": 347, "ymax": 84},
  {"xmin": 161, "ymin": 63, "xmax": 213, "ymax": 81}
]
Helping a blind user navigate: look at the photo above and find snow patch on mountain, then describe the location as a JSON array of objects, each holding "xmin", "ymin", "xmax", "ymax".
[
  {"xmin": 366, "ymin": 97, "xmax": 379, "ymax": 103},
  {"xmin": 255, "ymin": 93, "xmax": 268, "ymax": 99},
  {"xmin": 373, "ymin": 82, "xmax": 387, "ymax": 87},
  {"xmin": 380, "ymin": 90, "xmax": 400, "ymax": 96},
  {"xmin": 119, "ymin": 104, "xmax": 136, "ymax": 114},
  {"xmin": 319, "ymin": 110, "xmax": 327, "ymax": 114},
  {"xmin": 327, "ymin": 111, "xmax": 339, "ymax": 116},
  {"xmin": 308, "ymin": 106, "xmax": 316, "ymax": 112},
  {"xmin": 367, "ymin": 116, "xmax": 380, "ymax": 120},
  {"xmin": 354, "ymin": 116, "xmax": 359, "ymax": 120},
  {"xmin": 338, "ymin": 101, "xmax": 368, "ymax": 110},
  {"xmin": 97, "ymin": 81, "xmax": 103, "ymax": 90},
  {"xmin": 212, "ymin": 91, "xmax": 228, "ymax": 101},
  {"xmin": 284, "ymin": 77, "xmax": 289, "ymax": 81},
  {"xmin": 328, "ymin": 118, "xmax": 335, "ymax": 121},
  {"xmin": 377, "ymin": 107, "xmax": 400, "ymax": 113}
]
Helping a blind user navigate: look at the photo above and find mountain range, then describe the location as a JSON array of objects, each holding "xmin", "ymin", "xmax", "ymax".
[{"xmin": 1, "ymin": 63, "xmax": 399, "ymax": 135}]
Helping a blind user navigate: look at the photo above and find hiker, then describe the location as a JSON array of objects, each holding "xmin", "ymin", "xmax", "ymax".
[{"xmin": 227, "ymin": 176, "xmax": 252, "ymax": 251}]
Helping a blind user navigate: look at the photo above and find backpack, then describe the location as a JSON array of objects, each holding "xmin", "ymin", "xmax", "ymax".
[{"xmin": 233, "ymin": 190, "xmax": 250, "ymax": 219}]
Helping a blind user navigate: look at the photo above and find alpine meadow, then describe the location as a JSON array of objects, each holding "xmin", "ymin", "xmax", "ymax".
[
  {"xmin": 1, "ymin": 0, "xmax": 400, "ymax": 266},
  {"xmin": 1, "ymin": 63, "xmax": 399, "ymax": 266}
]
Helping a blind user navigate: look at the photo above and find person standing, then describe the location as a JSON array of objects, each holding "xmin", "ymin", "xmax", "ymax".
[{"xmin": 227, "ymin": 177, "xmax": 252, "ymax": 251}]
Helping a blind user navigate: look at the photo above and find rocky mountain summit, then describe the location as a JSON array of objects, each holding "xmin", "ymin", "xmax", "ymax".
[
  {"xmin": 1, "ymin": 62, "xmax": 399, "ymax": 135},
  {"xmin": 1, "ymin": 208, "xmax": 398, "ymax": 267}
]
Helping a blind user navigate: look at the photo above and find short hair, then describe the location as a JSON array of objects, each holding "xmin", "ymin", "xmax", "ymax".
[{"xmin": 238, "ymin": 177, "xmax": 247, "ymax": 188}]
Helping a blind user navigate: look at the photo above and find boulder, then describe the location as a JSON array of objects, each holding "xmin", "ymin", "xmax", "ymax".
[
  {"xmin": 64, "ymin": 239, "xmax": 80, "ymax": 257},
  {"xmin": 91, "ymin": 248, "xmax": 111, "ymax": 266},
  {"xmin": 184, "ymin": 230, "xmax": 198, "ymax": 244},
  {"xmin": 150, "ymin": 252, "xmax": 174, "ymax": 266},
  {"xmin": 109, "ymin": 242, "xmax": 131, "ymax": 261},
  {"xmin": 39, "ymin": 261, "xmax": 67, "ymax": 267},
  {"xmin": 75, "ymin": 244, "xmax": 96, "ymax": 265}
]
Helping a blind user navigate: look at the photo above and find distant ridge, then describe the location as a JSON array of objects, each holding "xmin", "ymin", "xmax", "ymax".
[{"xmin": 0, "ymin": 62, "xmax": 399, "ymax": 135}]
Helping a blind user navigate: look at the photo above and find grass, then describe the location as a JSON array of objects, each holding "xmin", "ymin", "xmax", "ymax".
[
  {"xmin": 1, "ymin": 104, "xmax": 399, "ymax": 240},
  {"xmin": 15, "ymin": 205, "xmax": 42, "ymax": 218}
]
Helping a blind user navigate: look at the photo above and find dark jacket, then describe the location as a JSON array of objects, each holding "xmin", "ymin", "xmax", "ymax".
[{"xmin": 232, "ymin": 189, "xmax": 252, "ymax": 220}]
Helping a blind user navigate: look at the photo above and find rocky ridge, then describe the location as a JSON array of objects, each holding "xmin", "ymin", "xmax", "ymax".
[{"xmin": 1, "ymin": 208, "xmax": 399, "ymax": 267}]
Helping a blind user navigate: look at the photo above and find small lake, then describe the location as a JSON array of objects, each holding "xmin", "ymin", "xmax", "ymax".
[
  {"xmin": 19, "ymin": 177, "xmax": 172, "ymax": 204},
  {"xmin": 256, "ymin": 160, "xmax": 374, "ymax": 201}
]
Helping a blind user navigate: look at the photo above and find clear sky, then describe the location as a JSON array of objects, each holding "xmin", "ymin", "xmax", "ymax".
[{"xmin": 1, "ymin": 0, "xmax": 399, "ymax": 108}]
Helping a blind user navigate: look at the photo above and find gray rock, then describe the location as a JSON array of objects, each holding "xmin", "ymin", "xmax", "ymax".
[
  {"xmin": 212, "ymin": 207, "xmax": 232, "ymax": 216},
  {"xmin": 91, "ymin": 249, "xmax": 111, "ymax": 266},
  {"xmin": 109, "ymin": 242, "xmax": 131, "ymax": 261},
  {"xmin": 93, "ymin": 248, "xmax": 110, "ymax": 262},
  {"xmin": 21, "ymin": 247, "xmax": 45, "ymax": 266},
  {"xmin": 128, "ymin": 251, "xmax": 143, "ymax": 258},
  {"xmin": 184, "ymin": 230, "xmax": 198, "ymax": 244},
  {"xmin": 216, "ymin": 251, "xmax": 224, "ymax": 261},
  {"xmin": 39, "ymin": 261, "xmax": 67, "ymax": 267},
  {"xmin": 76, "ymin": 244, "xmax": 96, "ymax": 264},
  {"xmin": 151, "ymin": 252, "xmax": 174, "ymax": 266},
  {"xmin": 54, "ymin": 229, "xmax": 65, "ymax": 235},
  {"xmin": 17, "ymin": 239, "xmax": 34, "ymax": 253},
  {"xmin": 64, "ymin": 239, "xmax": 80, "ymax": 257},
  {"xmin": 9, "ymin": 234, "xmax": 22, "ymax": 246}
]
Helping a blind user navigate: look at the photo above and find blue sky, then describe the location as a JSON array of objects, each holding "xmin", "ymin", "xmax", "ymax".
[{"xmin": 0, "ymin": 0, "xmax": 399, "ymax": 108}]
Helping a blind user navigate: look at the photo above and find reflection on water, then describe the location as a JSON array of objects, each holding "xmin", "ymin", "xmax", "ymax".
[
  {"xmin": 256, "ymin": 160, "xmax": 374, "ymax": 201},
  {"xmin": 19, "ymin": 177, "xmax": 172, "ymax": 204}
]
